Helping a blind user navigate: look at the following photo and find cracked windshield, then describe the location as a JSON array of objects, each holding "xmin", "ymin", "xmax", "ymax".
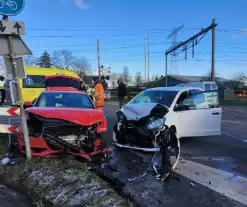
[{"xmin": 0, "ymin": 0, "xmax": 246, "ymax": 206}]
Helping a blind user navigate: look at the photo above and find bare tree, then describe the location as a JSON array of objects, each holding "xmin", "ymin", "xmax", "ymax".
[
  {"xmin": 151, "ymin": 74, "xmax": 159, "ymax": 82},
  {"xmin": 228, "ymin": 72, "xmax": 247, "ymax": 89},
  {"xmin": 202, "ymin": 71, "xmax": 219, "ymax": 81},
  {"xmin": 72, "ymin": 57, "xmax": 92, "ymax": 78},
  {"xmin": 52, "ymin": 49, "xmax": 75, "ymax": 69},
  {"xmin": 110, "ymin": 72, "xmax": 121, "ymax": 88},
  {"xmin": 122, "ymin": 67, "xmax": 132, "ymax": 85},
  {"xmin": 24, "ymin": 55, "xmax": 37, "ymax": 67},
  {"xmin": 135, "ymin": 72, "xmax": 143, "ymax": 87}
]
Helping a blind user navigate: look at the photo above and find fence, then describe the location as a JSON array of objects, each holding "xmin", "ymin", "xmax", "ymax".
[{"xmin": 106, "ymin": 88, "xmax": 247, "ymax": 103}]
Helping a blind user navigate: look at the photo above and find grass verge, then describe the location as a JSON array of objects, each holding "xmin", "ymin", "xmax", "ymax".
[
  {"xmin": 0, "ymin": 135, "xmax": 131, "ymax": 207},
  {"xmin": 0, "ymin": 156, "xmax": 130, "ymax": 206}
]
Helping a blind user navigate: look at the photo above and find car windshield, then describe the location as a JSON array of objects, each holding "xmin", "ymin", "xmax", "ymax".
[
  {"xmin": 34, "ymin": 92, "xmax": 94, "ymax": 109},
  {"xmin": 129, "ymin": 90, "xmax": 178, "ymax": 107}
]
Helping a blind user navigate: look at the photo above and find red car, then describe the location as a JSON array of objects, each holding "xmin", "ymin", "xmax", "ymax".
[{"xmin": 18, "ymin": 87, "xmax": 108, "ymax": 160}]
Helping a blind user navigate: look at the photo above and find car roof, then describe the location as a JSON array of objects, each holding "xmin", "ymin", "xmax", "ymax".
[
  {"xmin": 45, "ymin": 75, "xmax": 81, "ymax": 81},
  {"xmin": 43, "ymin": 87, "xmax": 86, "ymax": 94},
  {"xmin": 145, "ymin": 86, "xmax": 202, "ymax": 92}
]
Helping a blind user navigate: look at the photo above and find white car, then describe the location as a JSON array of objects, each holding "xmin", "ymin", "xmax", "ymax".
[
  {"xmin": 113, "ymin": 86, "xmax": 222, "ymax": 152},
  {"xmin": 176, "ymin": 81, "xmax": 218, "ymax": 91}
]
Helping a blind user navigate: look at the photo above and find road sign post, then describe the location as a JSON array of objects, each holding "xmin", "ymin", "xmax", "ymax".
[
  {"xmin": 4, "ymin": 20, "xmax": 31, "ymax": 160},
  {"xmin": 0, "ymin": 0, "xmax": 31, "ymax": 160}
]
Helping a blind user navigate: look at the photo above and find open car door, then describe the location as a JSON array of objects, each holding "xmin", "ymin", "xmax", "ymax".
[
  {"xmin": 45, "ymin": 76, "xmax": 81, "ymax": 90},
  {"xmin": 175, "ymin": 90, "xmax": 222, "ymax": 137}
]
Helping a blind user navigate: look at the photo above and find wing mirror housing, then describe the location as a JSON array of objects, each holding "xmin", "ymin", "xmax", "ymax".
[{"xmin": 23, "ymin": 102, "xmax": 33, "ymax": 109}]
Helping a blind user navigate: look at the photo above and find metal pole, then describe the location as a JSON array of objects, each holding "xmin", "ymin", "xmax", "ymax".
[
  {"xmin": 147, "ymin": 34, "xmax": 150, "ymax": 82},
  {"xmin": 165, "ymin": 53, "xmax": 168, "ymax": 87},
  {"xmin": 3, "ymin": 16, "xmax": 32, "ymax": 160},
  {"xmin": 97, "ymin": 39, "xmax": 101, "ymax": 79},
  {"xmin": 144, "ymin": 34, "xmax": 146, "ymax": 82},
  {"xmin": 8, "ymin": 117, "xmax": 11, "ymax": 149},
  {"xmin": 211, "ymin": 18, "xmax": 216, "ymax": 81}
]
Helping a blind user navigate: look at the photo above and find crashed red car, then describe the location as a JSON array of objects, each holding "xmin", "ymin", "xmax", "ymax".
[{"xmin": 18, "ymin": 87, "xmax": 108, "ymax": 160}]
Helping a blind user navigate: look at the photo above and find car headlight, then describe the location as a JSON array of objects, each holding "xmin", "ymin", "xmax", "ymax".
[{"xmin": 147, "ymin": 118, "xmax": 166, "ymax": 130}]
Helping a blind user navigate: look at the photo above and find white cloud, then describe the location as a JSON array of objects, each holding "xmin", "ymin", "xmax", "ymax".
[{"xmin": 75, "ymin": 0, "xmax": 90, "ymax": 9}]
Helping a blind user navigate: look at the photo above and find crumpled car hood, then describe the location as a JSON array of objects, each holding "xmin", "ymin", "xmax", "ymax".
[
  {"xmin": 121, "ymin": 103, "xmax": 168, "ymax": 121},
  {"xmin": 26, "ymin": 107, "xmax": 104, "ymax": 126}
]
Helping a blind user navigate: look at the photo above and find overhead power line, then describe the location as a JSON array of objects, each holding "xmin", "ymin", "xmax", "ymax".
[
  {"xmin": 27, "ymin": 27, "xmax": 201, "ymax": 32},
  {"xmin": 26, "ymin": 27, "xmax": 247, "ymax": 34}
]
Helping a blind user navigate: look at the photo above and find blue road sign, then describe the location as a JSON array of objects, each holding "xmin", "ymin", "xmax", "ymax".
[{"xmin": 0, "ymin": 0, "xmax": 25, "ymax": 16}]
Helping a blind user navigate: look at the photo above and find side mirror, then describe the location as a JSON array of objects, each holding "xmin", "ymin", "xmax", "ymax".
[{"xmin": 23, "ymin": 101, "xmax": 33, "ymax": 109}]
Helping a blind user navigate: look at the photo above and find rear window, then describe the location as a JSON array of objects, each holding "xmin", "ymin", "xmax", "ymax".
[
  {"xmin": 45, "ymin": 77, "xmax": 81, "ymax": 90},
  {"xmin": 205, "ymin": 84, "xmax": 211, "ymax": 91},
  {"xmin": 211, "ymin": 83, "xmax": 218, "ymax": 90},
  {"xmin": 23, "ymin": 75, "xmax": 46, "ymax": 88}
]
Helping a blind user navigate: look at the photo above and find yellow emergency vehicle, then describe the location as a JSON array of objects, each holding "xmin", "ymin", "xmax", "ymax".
[{"xmin": 18, "ymin": 67, "xmax": 80, "ymax": 103}]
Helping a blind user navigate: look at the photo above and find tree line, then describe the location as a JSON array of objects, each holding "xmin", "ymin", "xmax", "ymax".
[
  {"xmin": 24, "ymin": 51, "xmax": 247, "ymax": 90},
  {"xmin": 24, "ymin": 50, "xmax": 92, "ymax": 78}
]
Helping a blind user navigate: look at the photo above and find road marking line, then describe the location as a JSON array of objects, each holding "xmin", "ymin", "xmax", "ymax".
[
  {"xmin": 175, "ymin": 159, "xmax": 247, "ymax": 205},
  {"xmin": 222, "ymin": 120, "xmax": 242, "ymax": 124},
  {"xmin": 222, "ymin": 132, "xmax": 247, "ymax": 143}
]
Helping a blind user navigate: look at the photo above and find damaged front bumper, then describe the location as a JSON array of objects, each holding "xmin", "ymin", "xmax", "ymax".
[
  {"xmin": 113, "ymin": 103, "xmax": 169, "ymax": 151},
  {"xmin": 17, "ymin": 113, "xmax": 108, "ymax": 160}
]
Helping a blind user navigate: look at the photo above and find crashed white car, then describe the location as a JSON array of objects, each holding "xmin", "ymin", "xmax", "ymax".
[{"xmin": 113, "ymin": 87, "xmax": 222, "ymax": 152}]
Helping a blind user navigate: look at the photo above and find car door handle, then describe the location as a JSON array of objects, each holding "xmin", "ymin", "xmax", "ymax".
[{"xmin": 212, "ymin": 112, "xmax": 220, "ymax": 115}]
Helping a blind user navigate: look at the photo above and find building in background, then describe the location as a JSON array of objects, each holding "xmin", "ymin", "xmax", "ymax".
[{"xmin": 152, "ymin": 75, "xmax": 236, "ymax": 89}]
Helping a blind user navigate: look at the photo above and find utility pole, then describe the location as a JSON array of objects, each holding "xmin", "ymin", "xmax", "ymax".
[
  {"xmin": 97, "ymin": 39, "xmax": 101, "ymax": 79},
  {"xmin": 147, "ymin": 34, "xmax": 150, "ymax": 82},
  {"xmin": 167, "ymin": 25, "xmax": 183, "ymax": 74},
  {"xmin": 165, "ymin": 52, "xmax": 168, "ymax": 87},
  {"xmin": 3, "ymin": 16, "xmax": 32, "ymax": 160},
  {"xmin": 211, "ymin": 18, "xmax": 216, "ymax": 81},
  {"xmin": 144, "ymin": 34, "xmax": 147, "ymax": 82},
  {"xmin": 165, "ymin": 19, "xmax": 217, "ymax": 85}
]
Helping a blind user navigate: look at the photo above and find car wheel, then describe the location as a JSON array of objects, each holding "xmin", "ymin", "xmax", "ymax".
[{"xmin": 152, "ymin": 128, "xmax": 180, "ymax": 181}]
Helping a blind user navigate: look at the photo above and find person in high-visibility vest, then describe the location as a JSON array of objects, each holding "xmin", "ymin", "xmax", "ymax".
[
  {"xmin": 80, "ymin": 80, "xmax": 95, "ymax": 102},
  {"xmin": 0, "ymin": 76, "xmax": 6, "ymax": 105},
  {"xmin": 92, "ymin": 76, "xmax": 104, "ymax": 110}
]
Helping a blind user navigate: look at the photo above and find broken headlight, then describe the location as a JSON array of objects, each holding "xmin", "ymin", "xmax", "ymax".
[
  {"xmin": 147, "ymin": 117, "xmax": 166, "ymax": 130},
  {"xmin": 116, "ymin": 111, "xmax": 125, "ymax": 122}
]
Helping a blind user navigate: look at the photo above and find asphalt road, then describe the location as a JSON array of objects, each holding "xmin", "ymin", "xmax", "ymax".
[
  {"xmin": 0, "ymin": 185, "xmax": 35, "ymax": 207},
  {"xmin": 0, "ymin": 103, "xmax": 247, "ymax": 206},
  {"xmin": 103, "ymin": 102, "xmax": 247, "ymax": 206}
]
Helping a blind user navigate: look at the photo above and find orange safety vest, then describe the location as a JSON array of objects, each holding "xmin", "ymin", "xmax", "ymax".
[{"xmin": 94, "ymin": 82, "xmax": 104, "ymax": 110}]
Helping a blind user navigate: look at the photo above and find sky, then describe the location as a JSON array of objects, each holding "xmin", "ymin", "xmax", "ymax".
[{"xmin": 7, "ymin": 0, "xmax": 247, "ymax": 79}]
